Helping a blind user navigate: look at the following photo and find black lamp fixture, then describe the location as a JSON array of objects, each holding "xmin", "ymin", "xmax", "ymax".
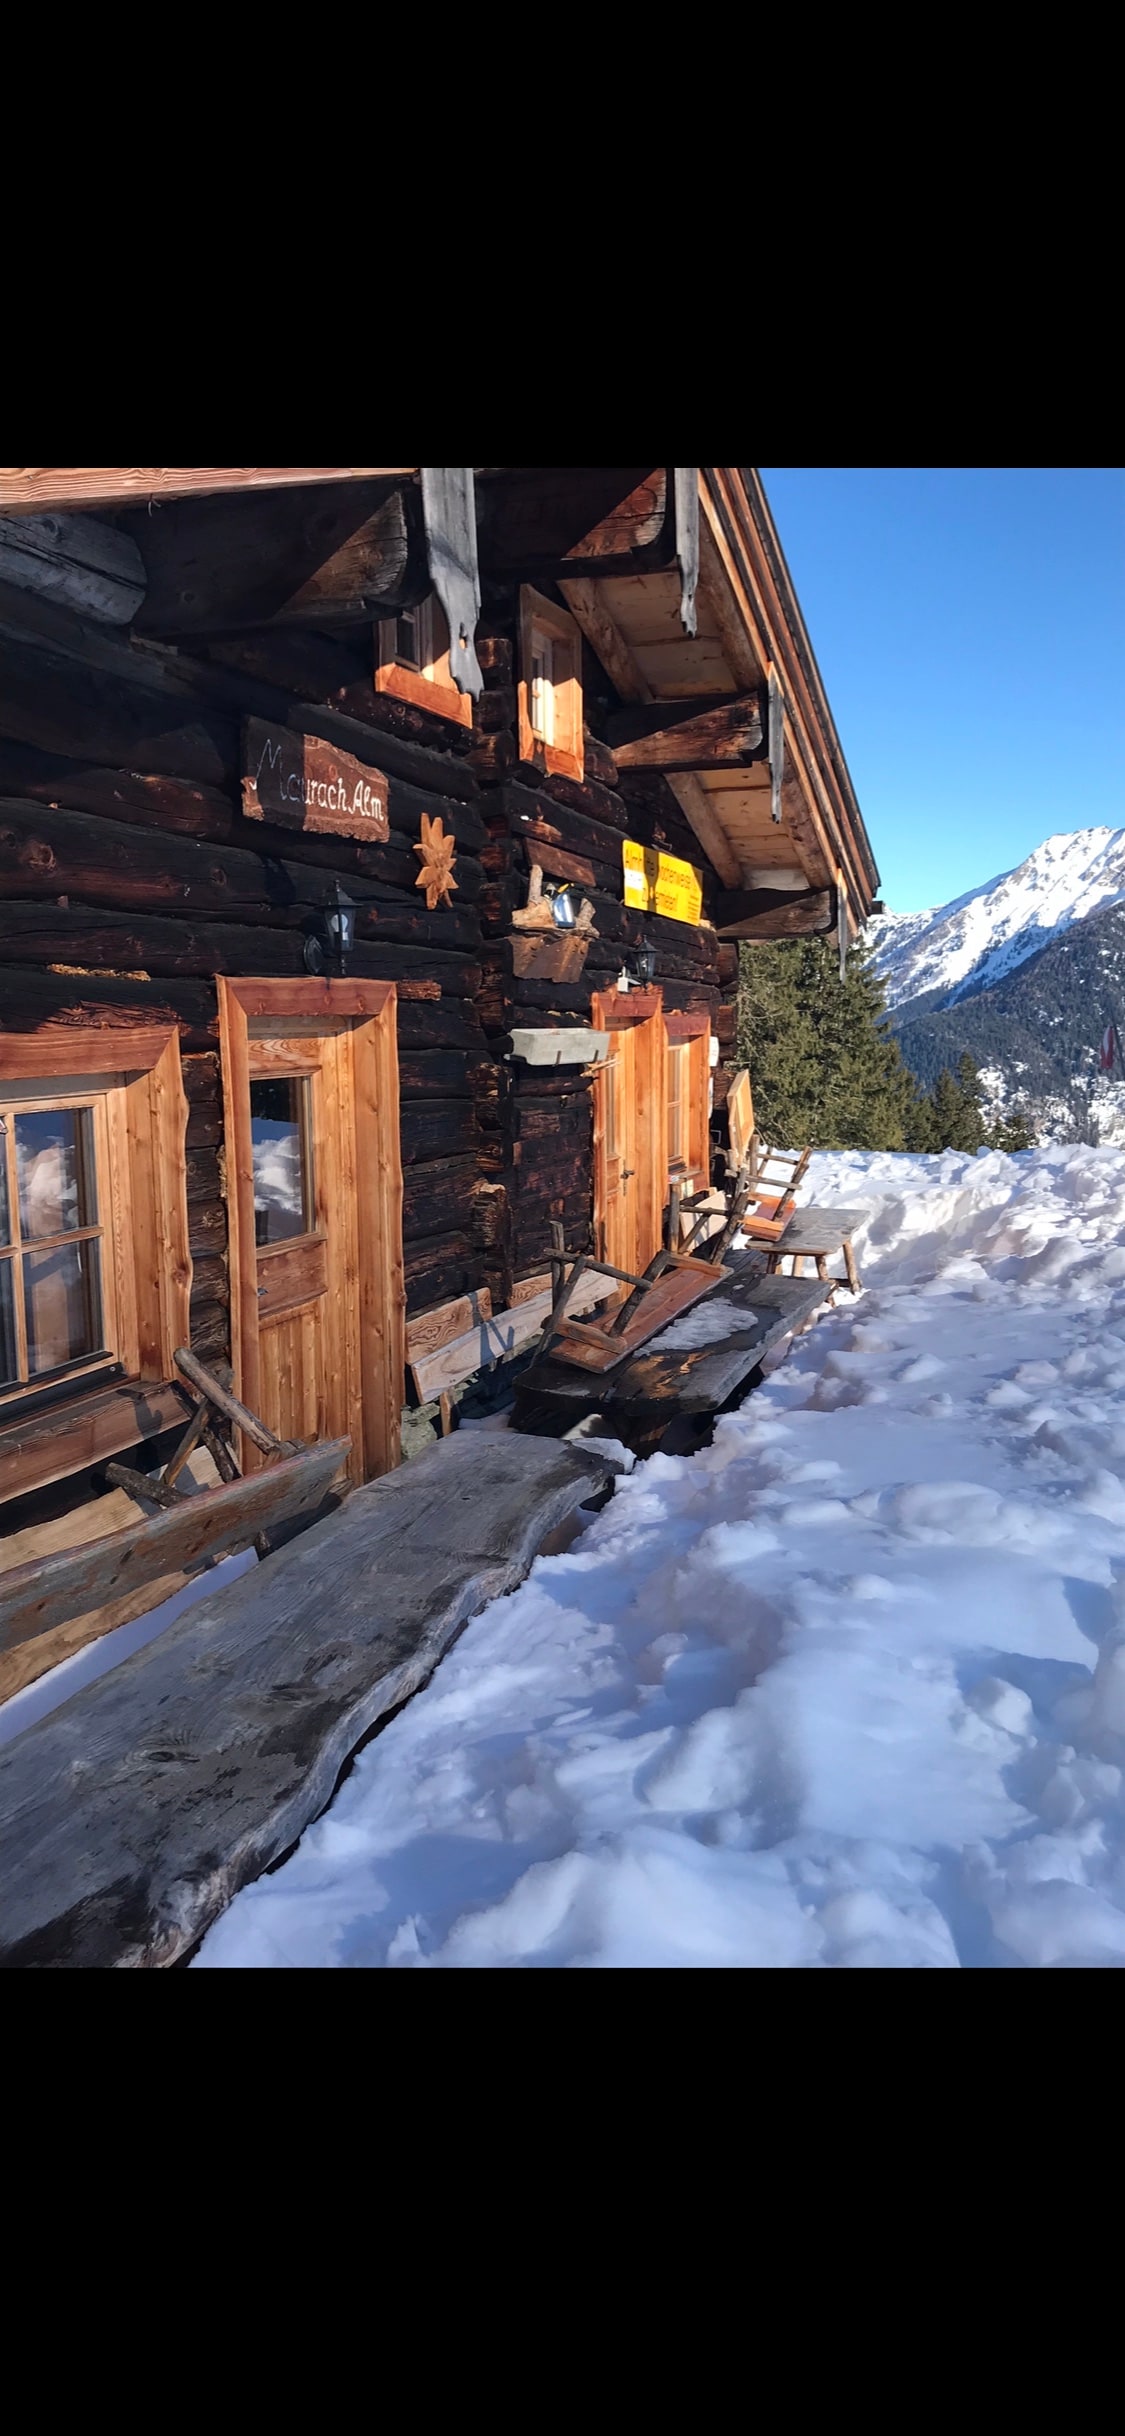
[
  {"xmin": 304, "ymin": 880, "xmax": 357, "ymax": 976},
  {"xmin": 626, "ymin": 943, "xmax": 657, "ymax": 984}
]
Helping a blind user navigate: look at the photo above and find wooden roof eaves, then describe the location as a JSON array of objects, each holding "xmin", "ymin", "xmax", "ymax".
[
  {"xmin": 739, "ymin": 468, "xmax": 879, "ymax": 894},
  {"xmin": 0, "ymin": 469, "xmax": 418, "ymax": 515},
  {"xmin": 699, "ymin": 470, "xmax": 880, "ymax": 916}
]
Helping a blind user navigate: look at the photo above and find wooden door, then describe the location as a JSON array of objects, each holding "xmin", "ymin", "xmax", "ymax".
[
  {"xmin": 592, "ymin": 988, "xmax": 667, "ymax": 1278},
  {"xmin": 218, "ymin": 979, "xmax": 404, "ymax": 1487}
]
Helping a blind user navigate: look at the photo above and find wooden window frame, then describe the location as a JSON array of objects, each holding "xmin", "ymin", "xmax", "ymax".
[
  {"xmin": 217, "ymin": 977, "xmax": 405, "ymax": 1483},
  {"xmin": 1, "ymin": 1086, "xmax": 120, "ymax": 1405},
  {"xmin": 664, "ymin": 1010, "xmax": 712, "ymax": 1189},
  {"xmin": 0, "ymin": 1029, "xmax": 191, "ymax": 1419},
  {"xmin": 518, "ymin": 586, "xmax": 585, "ymax": 781},
  {"xmin": 375, "ymin": 593, "xmax": 473, "ymax": 729},
  {"xmin": 590, "ymin": 985, "xmax": 667, "ymax": 1275}
]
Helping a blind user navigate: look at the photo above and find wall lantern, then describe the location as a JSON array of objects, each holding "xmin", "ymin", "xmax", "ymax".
[
  {"xmin": 304, "ymin": 881, "xmax": 357, "ymax": 976},
  {"xmin": 626, "ymin": 943, "xmax": 657, "ymax": 984}
]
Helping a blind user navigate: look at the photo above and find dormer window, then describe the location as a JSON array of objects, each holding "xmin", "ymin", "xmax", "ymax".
[{"xmin": 518, "ymin": 587, "xmax": 584, "ymax": 781}]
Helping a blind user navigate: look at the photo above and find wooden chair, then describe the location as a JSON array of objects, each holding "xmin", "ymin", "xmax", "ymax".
[
  {"xmin": 727, "ymin": 1069, "xmax": 811, "ymax": 1215},
  {"xmin": 676, "ymin": 1069, "xmax": 809, "ymax": 1257},
  {"xmin": 538, "ymin": 1223, "xmax": 729, "ymax": 1374}
]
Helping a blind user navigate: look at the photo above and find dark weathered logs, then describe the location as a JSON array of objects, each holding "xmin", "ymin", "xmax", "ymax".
[
  {"xmin": 289, "ymin": 702, "xmax": 482, "ymax": 812},
  {"xmin": 395, "ymin": 997, "xmax": 489, "ymax": 1053},
  {"xmin": 467, "ymin": 731, "xmax": 517, "ymax": 784},
  {"xmin": 404, "ymin": 1231, "xmax": 489, "ymax": 1315},
  {"xmin": 0, "ymin": 634, "xmax": 239, "ymax": 786},
  {"xmin": 0, "ymin": 512, "xmax": 147, "ymax": 626},
  {"xmin": 581, "ymin": 731, "xmax": 619, "ymax": 788},
  {"xmin": 0, "ymin": 798, "xmax": 484, "ymax": 948},
  {"xmin": 395, "ymin": 1050, "xmax": 479, "ymax": 1102},
  {"xmin": 476, "ymin": 634, "xmax": 513, "ymax": 684},
  {"xmin": 500, "ymin": 781, "xmax": 629, "ymax": 875},
  {"xmin": 539, "ymin": 770, "xmax": 630, "ymax": 831},
  {"xmin": 401, "ymin": 1154, "xmax": 480, "ymax": 1241},
  {"xmin": 400, "ymin": 1101, "xmax": 479, "ymax": 1165},
  {"xmin": 0, "ymin": 902, "xmax": 484, "ymax": 991},
  {"xmin": 0, "ymin": 740, "xmax": 487, "ymax": 899},
  {"xmin": 472, "ymin": 685, "xmax": 516, "ymax": 735}
]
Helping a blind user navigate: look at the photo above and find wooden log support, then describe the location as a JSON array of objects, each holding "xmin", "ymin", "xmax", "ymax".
[
  {"xmin": 712, "ymin": 885, "xmax": 834, "ymax": 940},
  {"xmin": 476, "ymin": 468, "xmax": 674, "ymax": 580},
  {"xmin": 0, "ymin": 1432, "xmax": 615, "ymax": 1968},
  {"xmin": 608, "ymin": 693, "xmax": 764, "ymax": 772},
  {"xmin": 128, "ymin": 479, "xmax": 427, "ymax": 636},
  {"xmin": 0, "ymin": 514, "xmax": 147, "ymax": 625}
]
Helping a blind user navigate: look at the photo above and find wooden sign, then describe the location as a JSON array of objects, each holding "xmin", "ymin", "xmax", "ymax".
[
  {"xmin": 242, "ymin": 719, "xmax": 390, "ymax": 841},
  {"xmin": 622, "ymin": 838, "xmax": 703, "ymax": 926}
]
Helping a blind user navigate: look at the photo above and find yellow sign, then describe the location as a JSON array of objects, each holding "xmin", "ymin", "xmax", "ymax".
[{"xmin": 622, "ymin": 838, "xmax": 703, "ymax": 926}]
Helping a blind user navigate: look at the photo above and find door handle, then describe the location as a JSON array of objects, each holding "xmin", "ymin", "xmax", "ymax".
[{"xmin": 622, "ymin": 1167, "xmax": 636, "ymax": 1180}]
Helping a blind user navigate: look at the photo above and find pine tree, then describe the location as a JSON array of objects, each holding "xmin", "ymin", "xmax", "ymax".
[
  {"xmin": 736, "ymin": 934, "xmax": 924, "ymax": 1151},
  {"xmin": 986, "ymin": 1104, "xmax": 1036, "ymax": 1151}
]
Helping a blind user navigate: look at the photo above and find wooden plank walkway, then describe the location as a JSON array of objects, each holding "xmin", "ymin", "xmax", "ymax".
[{"xmin": 0, "ymin": 1432, "xmax": 614, "ymax": 1970}]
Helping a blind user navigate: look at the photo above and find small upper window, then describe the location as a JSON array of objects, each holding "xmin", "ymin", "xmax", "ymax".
[
  {"xmin": 518, "ymin": 586, "xmax": 584, "ymax": 782},
  {"xmin": 375, "ymin": 593, "xmax": 472, "ymax": 729}
]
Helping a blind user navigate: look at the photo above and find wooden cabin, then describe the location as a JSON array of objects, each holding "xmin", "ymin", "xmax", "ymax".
[{"xmin": 0, "ymin": 466, "xmax": 878, "ymax": 1549}]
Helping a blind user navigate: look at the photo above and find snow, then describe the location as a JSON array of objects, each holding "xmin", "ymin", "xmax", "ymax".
[
  {"xmin": 868, "ymin": 826, "xmax": 1125, "ymax": 1010},
  {"xmin": 193, "ymin": 1141, "xmax": 1125, "ymax": 1970}
]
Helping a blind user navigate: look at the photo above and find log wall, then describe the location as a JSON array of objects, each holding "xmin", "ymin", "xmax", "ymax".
[
  {"xmin": 0, "ymin": 586, "xmax": 496, "ymax": 1457},
  {"xmin": 460, "ymin": 601, "xmax": 733, "ymax": 1301}
]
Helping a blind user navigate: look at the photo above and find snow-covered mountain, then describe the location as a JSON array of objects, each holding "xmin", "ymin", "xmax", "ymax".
[{"xmin": 868, "ymin": 827, "xmax": 1125, "ymax": 1013}]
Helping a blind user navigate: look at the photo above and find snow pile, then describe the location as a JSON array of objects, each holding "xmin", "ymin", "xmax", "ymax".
[
  {"xmin": 868, "ymin": 827, "xmax": 1125, "ymax": 1010},
  {"xmin": 194, "ymin": 1145, "xmax": 1125, "ymax": 1969}
]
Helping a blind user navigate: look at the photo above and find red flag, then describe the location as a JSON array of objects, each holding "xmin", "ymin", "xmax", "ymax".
[{"xmin": 1100, "ymin": 1023, "xmax": 1119, "ymax": 1072}]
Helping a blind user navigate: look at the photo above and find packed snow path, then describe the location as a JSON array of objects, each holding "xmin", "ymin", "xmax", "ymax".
[{"xmin": 195, "ymin": 1146, "xmax": 1125, "ymax": 1969}]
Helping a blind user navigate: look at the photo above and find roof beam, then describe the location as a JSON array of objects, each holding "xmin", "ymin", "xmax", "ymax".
[
  {"xmin": 608, "ymin": 692, "xmax": 764, "ymax": 773},
  {"xmin": 713, "ymin": 884, "xmax": 833, "ymax": 940},
  {"xmin": 0, "ymin": 469, "xmax": 416, "ymax": 516}
]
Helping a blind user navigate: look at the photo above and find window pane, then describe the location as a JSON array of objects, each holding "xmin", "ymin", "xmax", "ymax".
[
  {"xmin": 23, "ymin": 1239, "xmax": 103, "ymax": 1376},
  {"xmin": 604, "ymin": 1053, "xmax": 619, "ymax": 1159},
  {"xmin": 668, "ymin": 1045, "xmax": 685, "ymax": 1164},
  {"xmin": 16, "ymin": 1106, "xmax": 96, "ymax": 1240},
  {"xmin": 0, "ymin": 1258, "xmax": 17, "ymax": 1388},
  {"xmin": 396, "ymin": 609, "xmax": 419, "ymax": 666},
  {"xmin": 0, "ymin": 1129, "xmax": 10, "ymax": 1248},
  {"xmin": 251, "ymin": 1079, "xmax": 313, "ymax": 1246}
]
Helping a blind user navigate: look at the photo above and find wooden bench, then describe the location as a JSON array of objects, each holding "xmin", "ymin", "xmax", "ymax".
[
  {"xmin": 0, "ymin": 1431, "xmax": 616, "ymax": 1969},
  {"xmin": 764, "ymin": 1205, "xmax": 864, "ymax": 1298}
]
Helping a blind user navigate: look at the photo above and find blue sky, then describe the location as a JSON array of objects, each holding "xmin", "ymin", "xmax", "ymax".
[{"xmin": 757, "ymin": 468, "xmax": 1124, "ymax": 913}]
